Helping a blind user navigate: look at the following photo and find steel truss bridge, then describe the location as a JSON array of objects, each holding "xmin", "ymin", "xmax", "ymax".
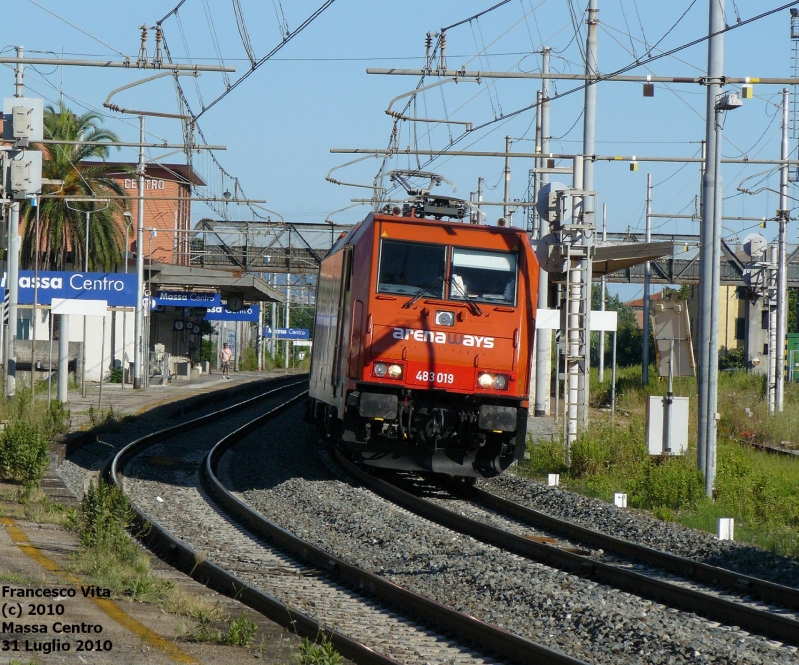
[{"xmin": 189, "ymin": 221, "xmax": 799, "ymax": 287}]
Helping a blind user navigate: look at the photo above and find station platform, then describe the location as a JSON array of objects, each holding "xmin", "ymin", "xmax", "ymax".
[{"xmin": 62, "ymin": 369, "xmax": 300, "ymax": 431}]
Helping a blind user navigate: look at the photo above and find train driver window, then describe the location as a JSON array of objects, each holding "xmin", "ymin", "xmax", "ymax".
[
  {"xmin": 377, "ymin": 240, "xmax": 446, "ymax": 297},
  {"xmin": 449, "ymin": 248, "xmax": 517, "ymax": 305}
]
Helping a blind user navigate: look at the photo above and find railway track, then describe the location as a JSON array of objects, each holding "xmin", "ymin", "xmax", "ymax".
[
  {"xmin": 223, "ymin": 404, "xmax": 796, "ymax": 664},
  {"xmin": 336, "ymin": 456, "xmax": 799, "ymax": 647},
  {"xmin": 108, "ymin": 378, "xmax": 584, "ymax": 665}
]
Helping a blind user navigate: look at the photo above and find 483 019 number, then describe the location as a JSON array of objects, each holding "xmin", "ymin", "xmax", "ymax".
[{"xmin": 415, "ymin": 371, "xmax": 454, "ymax": 384}]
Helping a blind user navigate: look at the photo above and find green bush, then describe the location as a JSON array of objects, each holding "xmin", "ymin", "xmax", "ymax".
[
  {"xmin": 0, "ymin": 419, "xmax": 49, "ymax": 487},
  {"xmin": 44, "ymin": 400, "xmax": 71, "ymax": 438},
  {"xmin": 297, "ymin": 637, "xmax": 344, "ymax": 665},
  {"xmin": 531, "ymin": 364, "xmax": 799, "ymax": 557},
  {"xmin": 198, "ymin": 339, "xmax": 217, "ymax": 363},
  {"xmin": 569, "ymin": 419, "xmax": 648, "ymax": 480},
  {"xmin": 71, "ymin": 480, "xmax": 137, "ymax": 557},
  {"xmin": 239, "ymin": 345, "xmax": 258, "ymax": 371},
  {"xmin": 525, "ymin": 438, "xmax": 568, "ymax": 475},
  {"xmin": 189, "ymin": 612, "xmax": 258, "ymax": 647},
  {"xmin": 641, "ymin": 457, "xmax": 705, "ymax": 512}
]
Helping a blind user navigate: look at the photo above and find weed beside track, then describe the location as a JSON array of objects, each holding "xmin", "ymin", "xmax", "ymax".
[{"xmin": 522, "ymin": 366, "xmax": 799, "ymax": 558}]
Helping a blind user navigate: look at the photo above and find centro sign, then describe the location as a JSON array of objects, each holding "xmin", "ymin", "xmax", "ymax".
[
  {"xmin": 2, "ymin": 271, "xmax": 138, "ymax": 307},
  {"xmin": 123, "ymin": 178, "xmax": 166, "ymax": 190}
]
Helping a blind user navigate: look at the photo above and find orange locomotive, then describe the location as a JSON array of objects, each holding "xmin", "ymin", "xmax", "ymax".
[{"xmin": 308, "ymin": 196, "xmax": 539, "ymax": 478}]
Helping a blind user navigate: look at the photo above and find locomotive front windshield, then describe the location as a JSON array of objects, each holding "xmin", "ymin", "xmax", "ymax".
[
  {"xmin": 378, "ymin": 240, "xmax": 447, "ymax": 297},
  {"xmin": 449, "ymin": 248, "xmax": 517, "ymax": 305}
]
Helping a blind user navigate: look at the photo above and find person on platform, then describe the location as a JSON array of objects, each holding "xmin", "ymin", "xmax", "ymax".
[{"xmin": 220, "ymin": 343, "xmax": 232, "ymax": 379}]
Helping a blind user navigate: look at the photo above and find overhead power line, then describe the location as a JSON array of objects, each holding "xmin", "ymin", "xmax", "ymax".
[{"xmin": 157, "ymin": 0, "xmax": 338, "ymax": 121}]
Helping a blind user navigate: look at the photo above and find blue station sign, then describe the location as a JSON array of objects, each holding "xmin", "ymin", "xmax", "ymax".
[
  {"xmin": 3, "ymin": 271, "xmax": 138, "ymax": 307},
  {"xmin": 204, "ymin": 305, "xmax": 260, "ymax": 322},
  {"xmin": 263, "ymin": 326, "xmax": 311, "ymax": 340},
  {"xmin": 153, "ymin": 291, "xmax": 221, "ymax": 307}
]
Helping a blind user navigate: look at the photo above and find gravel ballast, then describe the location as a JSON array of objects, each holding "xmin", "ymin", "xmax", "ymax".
[
  {"xmin": 481, "ymin": 473, "xmax": 799, "ymax": 590},
  {"xmin": 228, "ymin": 410, "xmax": 798, "ymax": 665}
]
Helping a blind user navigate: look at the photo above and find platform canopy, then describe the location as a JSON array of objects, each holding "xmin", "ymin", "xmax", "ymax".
[
  {"xmin": 148, "ymin": 264, "xmax": 285, "ymax": 303},
  {"xmin": 592, "ymin": 241, "xmax": 675, "ymax": 276}
]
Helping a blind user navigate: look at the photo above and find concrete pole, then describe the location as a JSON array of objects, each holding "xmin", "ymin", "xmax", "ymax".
[
  {"xmin": 566, "ymin": 155, "xmax": 585, "ymax": 448},
  {"xmin": 133, "ymin": 116, "xmax": 145, "ymax": 388},
  {"xmin": 47, "ymin": 311, "xmax": 53, "ymax": 405},
  {"xmin": 235, "ymin": 320, "xmax": 241, "ymax": 372},
  {"xmin": 777, "ymin": 88, "xmax": 789, "ymax": 412},
  {"xmin": 768, "ymin": 245, "xmax": 778, "ymax": 414},
  {"xmin": 80, "ymin": 211, "xmax": 89, "ymax": 399},
  {"xmin": 98, "ymin": 315, "xmax": 106, "ymax": 407},
  {"xmin": 579, "ymin": 0, "xmax": 599, "ymax": 423},
  {"xmin": 257, "ymin": 301, "xmax": 264, "ymax": 371},
  {"xmin": 582, "ymin": 0, "xmax": 598, "ymax": 190},
  {"xmin": 706, "ymin": 102, "xmax": 724, "ymax": 498},
  {"xmin": 643, "ymin": 174, "xmax": 652, "ymax": 384},
  {"xmin": 271, "ymin": 274, "xmax": 276, "ymax": 359},
  {"xmin": 534, "ymin": 47, "xmax": 552, "ymax": 417},
  {"xmin": 598, "ymin": 203, "xmax": 607, "ymax": 383},
  {"xmin": 57, "ymin": 315, "xmax": 69, "ymax": 403},
  {"xmin": 6, "ymin": 46, "xmax": 24, "ymax": 398},
  {"xmin": 528, "ymin": 90, "xmax": 543, "ymax": 407},
  {"xmin": 503, "ymin": 136, "xmax": 512, "ymax": 223},
  {"xmin": 284, "ymin": 277, "xmax": 291, "ymax": 369},
  {"xmin": 30, "ymin": 196, "xmax": 40, "ymax": 397},
  {"xmin": 698, "ymin": 0, "xmax": 725, "ymax": 485},
  {"xmin": 531, "ymin": 89, "xmax": 543, "ymax": 238}
]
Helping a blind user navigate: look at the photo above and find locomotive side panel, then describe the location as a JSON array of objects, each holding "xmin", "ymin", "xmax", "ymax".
[
  {"xmin": 309, "ymin": 247, "xmax": 351, "ymax": 416},
  {"xmin": 345, "ymin": 227, "xmax": 377, "ymax": 382}
]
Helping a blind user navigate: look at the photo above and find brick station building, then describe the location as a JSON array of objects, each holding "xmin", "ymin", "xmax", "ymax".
[{"xmin": 81, "ymin": 161, "xmax": 204, "ymax": 266}]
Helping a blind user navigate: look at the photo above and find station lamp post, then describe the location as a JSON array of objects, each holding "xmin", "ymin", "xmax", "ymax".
[
  {"xmin": 702, "ymin": 90, "xmax": 743, "ymax": 497},
  {"xmin": 63, "ymin": 198, "xmax": 110, "ymax": 271}
]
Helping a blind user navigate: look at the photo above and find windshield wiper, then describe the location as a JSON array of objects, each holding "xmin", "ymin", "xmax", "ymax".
[
  {"xmin": 402, "ymin": 275, "xmax": 443, "ymax": 309},
  {"xmin": 449, "ymin": 277, "xmax": 483, "ymax": 316}
]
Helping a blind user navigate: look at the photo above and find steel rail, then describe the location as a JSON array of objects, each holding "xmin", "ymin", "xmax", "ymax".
[
  {"xmin": 204, "ymin": 409, "xmax": 587, "ymax": 665},
  {"xmin": 106, "ymin": 378, "xmax": 396, "ymax": 665},
  {"xmin": 466, "ymin": 485, "xmax": 799, "ymax": 611},
  {"xmin": 334, "ymin": 452, "xmax": 799, "ymax": 647}
]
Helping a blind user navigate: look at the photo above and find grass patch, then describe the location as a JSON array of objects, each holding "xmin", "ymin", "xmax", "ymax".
[
  {"xmin": 162, "ymin": 586, "xmax": 228, "ymax": 624},
  {"xmin": 0, "ymin": 390, "xmax": 71, "ymax": 501},
  {"xmin": 66, "ymin": 480, "xmax": 174, "ymax": 603},
  {"xmin": 295, "ymin": 635, "xmax": 344, "ymax": 665},
  {"xmin": 66, "ymin": 480, "xmax": 269, "ymax": 650},
  {"xmin": 87, "ymin": 404, "xmax": 131, "ymax": 433},
  {"xmin": 188, "ymin": 611, "xmax": 259, "ymax": 647},
  {"xmin": 523, "ymin": 369, "xmax": 799, "ymax": 557},
  {"xmin": 0, "ymin": 572, "xmax": 35, "ymax": 585}
]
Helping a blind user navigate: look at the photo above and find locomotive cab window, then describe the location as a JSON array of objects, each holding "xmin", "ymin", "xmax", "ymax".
[
  {"xmin": 449, "ymin": 248, "xmax": 517, "ymax": 305},
  {"xmin": 377, "ymin": 240, "xmax": 446, "ymax": 297}
]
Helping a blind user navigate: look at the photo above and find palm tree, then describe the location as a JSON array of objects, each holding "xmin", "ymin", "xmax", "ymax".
[{"xmin": 20, "ymin": 103, "xmax": 128, "ymax": 271}]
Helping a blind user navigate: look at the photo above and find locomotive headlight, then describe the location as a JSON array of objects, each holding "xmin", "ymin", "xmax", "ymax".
[
  {"xmin": 373, "ymin": 362, "xmax": 388, "ymax": 377},
  {"xmin": 478, "ymin": 373, "xmax": 494, "ymax": 389},
  {"xmin": 388, "ymin": 364, "xmax": 403, "ymax": 379},
  {"xmin": 435, "ymin": 310, "xmax": 455, "ymax": 327},
  {"xmin": 493, "ymin": 374, "xmax": 508, "ymax": 390}
]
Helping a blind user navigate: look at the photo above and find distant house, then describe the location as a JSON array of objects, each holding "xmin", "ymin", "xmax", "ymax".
[
  {"xmin": 626, "ymin": 285, "xmax": 748, "ymax": 356},
  {"xmin": 624, "ymin": 290, "xmax": 665, "ymax": 329}
]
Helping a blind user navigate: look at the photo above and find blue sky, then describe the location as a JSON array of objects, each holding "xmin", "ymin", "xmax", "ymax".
[{"xmin": 2, "ymin": 1, "xmax": 798, "ymax": 300}]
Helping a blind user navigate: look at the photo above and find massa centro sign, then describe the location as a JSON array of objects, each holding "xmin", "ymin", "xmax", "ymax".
[{"xmin": 1, "ymin": 271, "xmax": 138, "ymax": 307}]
